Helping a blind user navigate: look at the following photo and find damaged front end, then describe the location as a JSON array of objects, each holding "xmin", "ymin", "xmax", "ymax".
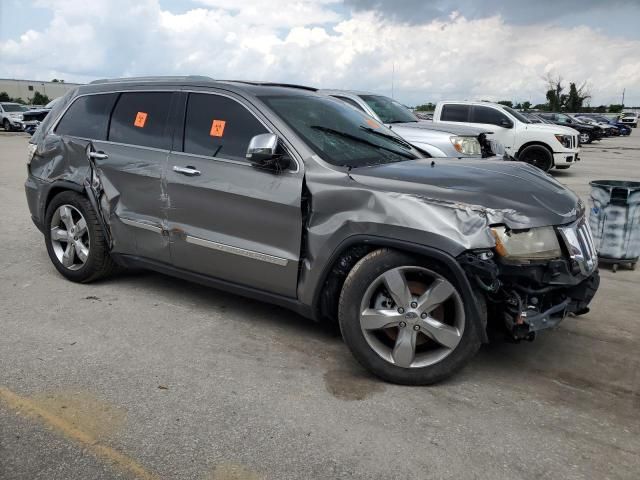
[{"xmin": 459, "ymin": 216, "xmax": 600, "ymax": 341}]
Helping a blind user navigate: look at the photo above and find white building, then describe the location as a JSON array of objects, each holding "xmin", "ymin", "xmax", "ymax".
[{"xmin": 0, "ymin": 78, "xmax": 81, "ymax": 103}]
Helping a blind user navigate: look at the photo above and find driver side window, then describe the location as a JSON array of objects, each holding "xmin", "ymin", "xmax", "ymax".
[{"xmin": 470, "ymin": 106, "xmax": 508, "ymax": 126}]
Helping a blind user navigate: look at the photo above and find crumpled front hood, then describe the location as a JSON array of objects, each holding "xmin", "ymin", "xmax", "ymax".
[{"xmin": 350, "ymin": 158, "xmax": 581, "ymax": 229}]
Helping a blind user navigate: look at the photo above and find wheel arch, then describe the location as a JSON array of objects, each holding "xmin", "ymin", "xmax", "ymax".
[
  {"xmin": 515, "ymin": 141, "xmax": 554, "ymax": 159},
  {"xmin": 311, "ymin": 235, "xmax": 487, "ymax": 341},
  {"xmin": 42, "ymin": 180, "xmax": 85, "ymax": 219}
]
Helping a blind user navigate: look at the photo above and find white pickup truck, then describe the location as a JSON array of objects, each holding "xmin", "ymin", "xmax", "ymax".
[{"xmin": 433, "ymin": 101, "xmax": 580, "ymax": 171}]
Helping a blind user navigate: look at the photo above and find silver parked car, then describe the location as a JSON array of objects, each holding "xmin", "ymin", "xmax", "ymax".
[
  {"xmin": 0, "ymin": 102, "xmax": 28, "ymax": 131},
  {"xmin": 26, "ymin": 77, "xmax": 599, "ymax": 385},
  {"xmin": 321, "ymin": 89, "xmax": 505, "ymax": 158}
]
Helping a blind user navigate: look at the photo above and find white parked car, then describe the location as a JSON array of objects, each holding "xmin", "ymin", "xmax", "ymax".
[
  {"xmin": 619, "ymin": 112, "xmax": 638, "ymax": 128},
  {"xmin": 0, "ymin": 102, "xmax": 28, "ymax": 131},
  {"xmin": 432, "ymin": 101, "xmax": 580, "ymax": 171}
]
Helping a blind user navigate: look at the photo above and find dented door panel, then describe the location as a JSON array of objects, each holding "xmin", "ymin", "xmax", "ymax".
[
  {"xmin": 165, "ymin": 153, "xmax": 303, "ymax": 297},
  {"xmin": 92, "ymin": 141, "xmax": 170, "ymax": 262}
]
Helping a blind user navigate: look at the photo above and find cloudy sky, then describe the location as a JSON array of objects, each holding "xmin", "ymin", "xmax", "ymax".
[{"xmin": 1, "ymin": 0, "xmax": 639, "ymax": 106}]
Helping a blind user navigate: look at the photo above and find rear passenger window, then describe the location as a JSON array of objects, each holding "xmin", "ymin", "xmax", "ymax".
[
  {"xmin": 108, "ymin": 92, "xmax": 172, "ymax": 149},
  {"xmin": 55, "ymin": 94, "xmax": 117, "ymax": 140},
  {"xmin": 440, "ymin": 104, "xmax": 470, "ymax": 122},
  {"xmin": 183, "ymin": 93, "xmax": 268, "ymax": 160},
  {"xmin": 471, "ymin": 106, "xmax": 508, "ymax": 126}
]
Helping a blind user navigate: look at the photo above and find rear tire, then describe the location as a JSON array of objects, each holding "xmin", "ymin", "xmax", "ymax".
[
  {"xmin": 44, "ymin": 191, "xmax": 117, "ymax": 283},
  {"xmin": 519, "ymin": 145, "xmax": 553, "ymax": 172},
  {"xmin": 338, "ymin": 249, "xmax": 482, "ymax": 385}
]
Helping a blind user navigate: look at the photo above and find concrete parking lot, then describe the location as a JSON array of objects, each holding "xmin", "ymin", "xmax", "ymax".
[{"xmin": 1, "ymin": 131, "xmax": 639, "ymax": 480}]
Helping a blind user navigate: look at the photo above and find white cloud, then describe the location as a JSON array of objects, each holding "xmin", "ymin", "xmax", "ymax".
[{"xmin": 1, "ymin": 0, "xmax": 639, "ymax": 106}]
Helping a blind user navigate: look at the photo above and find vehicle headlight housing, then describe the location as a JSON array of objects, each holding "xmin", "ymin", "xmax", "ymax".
[
  {"xmin": 491, "ymin": 226, "xmax": 561, "ymax": 261},
  {"xmin": 450, "ymin": 136, "xmax": 481, "ymax": 156},
  {"xmin": 554, "ymin": 134, "xmax": 571, "ymax": 148}
]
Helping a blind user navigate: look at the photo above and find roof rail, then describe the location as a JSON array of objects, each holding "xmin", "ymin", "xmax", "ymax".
[
  {"xmin": 221, "ymin": 80, "xmax": 317, "ymax": 92},
  {"xmin": 89, "ymin": 75, "xmax": 215, "ymax": 85}
]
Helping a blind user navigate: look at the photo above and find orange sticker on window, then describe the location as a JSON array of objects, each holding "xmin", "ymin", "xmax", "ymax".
[
  {"xmin": 210, "ymin": 119, "xmax": 226, "ymax": 137},
  {"xmin": 365, "ymin": 117, "xmax": 380, "ymax": 129},
  {"xmin": 134, "ymin": 111, "xmax": 148, "ymax": 128}
]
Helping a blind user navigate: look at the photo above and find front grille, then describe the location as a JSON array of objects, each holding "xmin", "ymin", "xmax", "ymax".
[{"xmin": 558, "ymin": 216, "xmax": 597, "ymax": 275}]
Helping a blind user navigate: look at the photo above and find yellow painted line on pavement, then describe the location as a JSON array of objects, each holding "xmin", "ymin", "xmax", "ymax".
[{"xmin": 0, "ymin": 386, "xmax": 161, "ymax": 480}]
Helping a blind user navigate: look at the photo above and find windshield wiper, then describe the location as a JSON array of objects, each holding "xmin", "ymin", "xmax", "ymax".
[
  {"xmin": 359, "ymin": 125, "xmax": 414, "ymax": 149},
  {"xmin": 310, "ymin": 126, "xmax": 415, "ymax": 159}
]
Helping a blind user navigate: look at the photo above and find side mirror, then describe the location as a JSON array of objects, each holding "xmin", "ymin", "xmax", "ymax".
[
  {"xmin": 246, "ymin": 133, "xmax": 277, "ymax": 163},
  {"xmin": 499, "ymin": 118, "xmax": 514, "ymax": 129},
  {"xmin": 246, "ymin": 133, "xmax": 291, "ymax": 171}
]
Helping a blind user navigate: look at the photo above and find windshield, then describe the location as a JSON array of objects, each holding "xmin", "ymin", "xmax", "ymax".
[
  {"xmin": 45, "ymin": 98, "xmax": 59, "ymax": 109},
  {"xmin": 501, "ymin": 106, "xmax": 530, "ymax": 123},
  {"xmin": 359, "ymin": 95, "xmax": 418, "ymax": 124},
  {"xmin": 2, "ymin": 103, "xmax": 27, "ymax": 112},
  {"xmin": 260, "ymin": 94, "xmax": 420, "ymax": 168}
]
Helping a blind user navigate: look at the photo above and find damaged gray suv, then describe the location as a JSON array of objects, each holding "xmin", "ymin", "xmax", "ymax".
[{"xmin": 25, "ymin": 77, "xmax": 599, "ymax": 385}]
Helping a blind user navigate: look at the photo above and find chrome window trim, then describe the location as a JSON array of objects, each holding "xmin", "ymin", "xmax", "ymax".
[{"xmin": 185, "ymin": 235, "xmax": 288, "ymax": 266}]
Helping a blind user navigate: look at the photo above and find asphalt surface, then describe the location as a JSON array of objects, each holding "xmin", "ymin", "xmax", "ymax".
[{"xmin": 1, "ymin": 131, "xmax": 639, "ymax": 480}]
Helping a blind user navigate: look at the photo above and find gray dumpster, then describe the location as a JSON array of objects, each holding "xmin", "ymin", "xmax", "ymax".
[{"xmin": 589, "ymin": 180, "xmax": 640, "ymax": 271}]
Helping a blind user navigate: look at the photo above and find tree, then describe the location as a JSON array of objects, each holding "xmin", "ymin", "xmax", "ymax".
[
  {"xmin": 415, "ymin": 102, "xmax": 436, "ymax": 112},
  {"xmin": 565, "ymin": 82, "xmax": 591, "ymax": 112},
  {"xmin": 497, "ymin": 100, "xmax": 513, "ymax": 108},
  {"xmin": 608, "ymin": 104, "xmax": 624, "ymax": 113},
  {"xmin": 30, "ymin": 91, "xmax": 50, "ymax": 105},
  {"xmin": 51, "ymin": 79, "xmax": 59, "ymax": 83},
  {"xmin": 533, "ymin": 103, "xmax": 548, "ymax": 111},
  {"xmin": 0, "ymin": 91, "xmax": 11, "ymax": 102},
  {"xmin": 544, "ymin": 74, "xmax": 565, "ymax": 111},
  {"xmin": 522, "ymin": 101, "xmax": 531, "ymax": 111}
]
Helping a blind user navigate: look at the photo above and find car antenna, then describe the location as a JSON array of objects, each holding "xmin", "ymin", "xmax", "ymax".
[{"xmin": 431, "ymin": 160, "xmax": 436, "ymax": 167}]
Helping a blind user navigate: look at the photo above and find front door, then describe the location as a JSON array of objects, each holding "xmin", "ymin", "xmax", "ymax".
[
  {"xmin": 165, "ymin": 91, "xmax": 304, "ymax": 297},
  {"xmin": 470, "ymin": 105, "xmax": 516, "ymax": 154}
]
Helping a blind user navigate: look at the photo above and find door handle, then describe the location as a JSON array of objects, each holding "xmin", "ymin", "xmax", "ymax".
[
  {"xmin": 173, "ymin": 165, "xmax": 201, "ymax": 176},
  {"xmin": 88, "ymin": 151, "xmax": 108, "ymax": 160}
]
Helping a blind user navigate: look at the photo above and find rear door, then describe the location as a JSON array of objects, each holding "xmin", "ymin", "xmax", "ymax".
[
  {"xmin": 165, "ymin": 90, "xmax": 304, "ymax": 297},
  {"xmin": 92, "ymin": 90, "xmax": 176, "ymax": 262}
]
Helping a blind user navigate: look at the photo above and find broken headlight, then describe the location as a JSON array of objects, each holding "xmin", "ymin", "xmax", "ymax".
[
  {"xmin": 491, "ymin": 226, "xmax": 561, "ymax": 261},
  {"xmin": 450, "ymin": 136, "xmax": 482, "ymax": 156}
]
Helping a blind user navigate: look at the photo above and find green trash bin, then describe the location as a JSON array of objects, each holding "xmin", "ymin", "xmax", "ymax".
[{"xmin": 589, "ymin": 180, "xmax": 640, "ymax": 271}]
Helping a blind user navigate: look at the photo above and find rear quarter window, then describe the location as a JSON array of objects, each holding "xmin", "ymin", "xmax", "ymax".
[
  {"xmin": 440, "ymin": 104, "xmax": 470, "ymax": 122},
  {"xmin": 55, "ymin": 94, "xmax": 117, "ymax": 140},
  {"xmin": 108, "ymin": 92, "xmax": 173, "ymax": 149}
]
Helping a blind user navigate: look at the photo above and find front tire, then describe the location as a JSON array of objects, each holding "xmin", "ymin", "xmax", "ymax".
[
  {"xmin": 44, "ymin": 191, "xmax": 117, "ymax": 283},
  {"xmin": 3, "ymin": 119, "xmax": 11, "ymax": 131},
  {"xmin": 519, "ymin": 145, "xmax": 553, "ymax": 172},
  {"xmin": 338, "ymin": 249, "xmax": 482, "ymax": 385}
]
